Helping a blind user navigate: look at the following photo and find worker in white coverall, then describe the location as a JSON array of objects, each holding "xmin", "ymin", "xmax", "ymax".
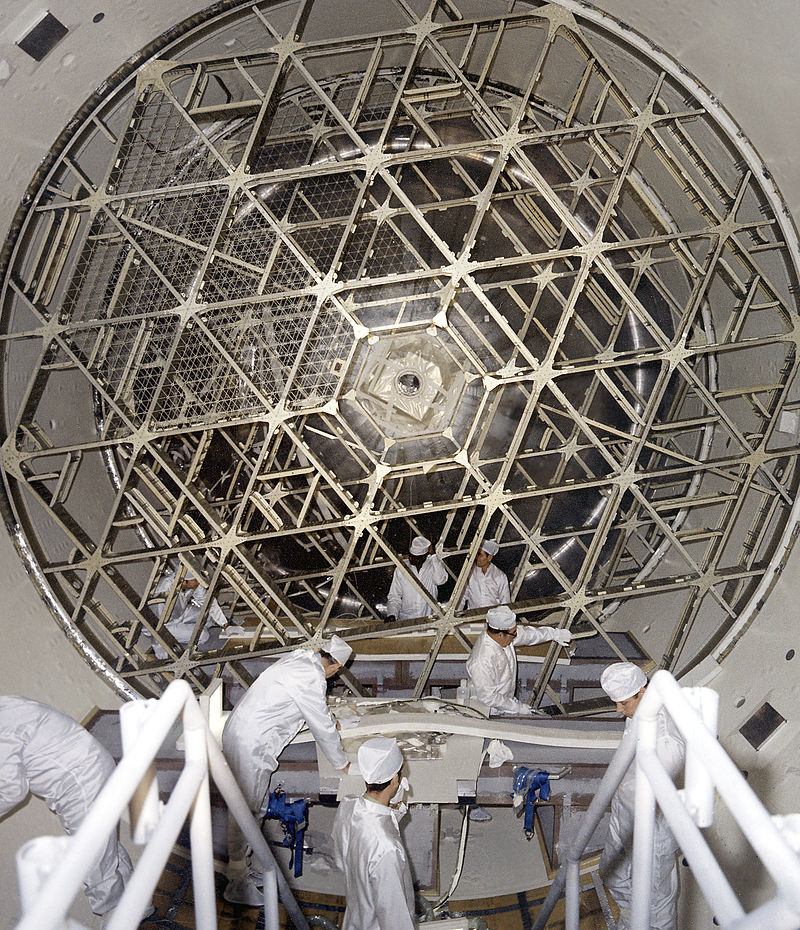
[
  {"xmin": 0, "ymin": 697, "xmax": 134, "ymax": 915},
  {"xmin": 332, "ymin": 737, "xmax": 415, "ymax": 930},
  {"xmin": 151, "ymin": 566, "xmax": 227, "ymax": 659},
  {"xmin": 465, "ymin": 605, "xmax": 572, "ymax": 715},
  {"xmin": 221, "ymin": 635, "xmax": 353, "ymax": 905},
  {"xmin": 599, "ymin": 662, "xmax": 686, "ymax": 930},
  {"xmin": 386, "ymin": 534, "xmax": 447, "ymax": 621},
  {"xmin": 460, "ymin": 538, "xmax": 510, "ymax": 610}
]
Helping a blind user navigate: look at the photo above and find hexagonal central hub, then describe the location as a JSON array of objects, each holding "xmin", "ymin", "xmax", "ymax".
[
  {"xmin": 356, "ymin": 335, "xmax": 462, "ymax": 435},
  {"xmin": 340, "ymin": 329, "xmax": 484, "ymax": 464}
]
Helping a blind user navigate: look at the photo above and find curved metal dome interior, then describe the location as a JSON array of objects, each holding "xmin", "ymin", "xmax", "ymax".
[{"xmin": 2, "ymin": 0, "xmax": 800, "ymax": 704}]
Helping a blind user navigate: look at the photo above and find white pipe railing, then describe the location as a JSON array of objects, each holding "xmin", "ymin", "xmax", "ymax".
[
  {"xmin": 532, "ymin": 670, "xmax": 800, "ymax": 930},
  {"xmin": 13, "ymin": 679, "xmax": 310, "ymax": 930}
]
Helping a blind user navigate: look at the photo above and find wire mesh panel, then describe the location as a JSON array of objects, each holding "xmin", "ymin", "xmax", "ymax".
[{"xmin": 2, "ymin": 0, "xmax": 800, "ymax": 701}]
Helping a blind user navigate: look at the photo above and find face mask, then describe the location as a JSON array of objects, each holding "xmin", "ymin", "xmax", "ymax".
[
  {"xmin": 390, "ymin": 776, "xmax": 409, "ymax": 806},
  {"xmin": 390, "ymin": 776, "xmax": 409, "ymax": 822}
]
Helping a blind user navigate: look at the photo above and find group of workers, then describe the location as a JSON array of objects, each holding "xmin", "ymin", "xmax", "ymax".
[
  {"xmin": 386, "ymin": 534, "xmax": 511, "ymax": 621},
  {"xmin": 151, "ymin": 533, "xmax": 549, "ymax": 656},
  {"xmin": 0, "ymin": 535, "xmax": 684, "ymax": 929},
  {"xmin": 219, "ymin": 627, "xmax": 683, "ymax": 929}
]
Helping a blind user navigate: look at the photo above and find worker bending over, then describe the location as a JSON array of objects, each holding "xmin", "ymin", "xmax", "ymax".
[
  {"xmin": 332, "ymin": 736, "xmax": 415, "ymax": 930},
  {"xmin": 466, "ymin": 605, "xmax": 571, "ymax": 714},
  {"xmin": 0, "ymin": 696, "xmax": 133, "ymax": 915},
  {"xmin": 222, "ymin": 635, "xmax": 353, "ymax": 905}
]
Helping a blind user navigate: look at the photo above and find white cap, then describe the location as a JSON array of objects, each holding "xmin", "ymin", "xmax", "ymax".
[
  {"xmin": 600, "ymin": 662, "xmax": 647, "ymax": 702},
  {"xmin": 324, "ymin": 634, "xmax": 352, "ymax": 666},
  {"xmin": 479, "ymin": 539, "xmax": 499, "ymax": 557},
  {"xmin": 410, "ymin": 535, "xmax": 431, "ymax": 555},
  {"xmin": 486, "ymin": 605, "xmax": 516, "ymax": 630},
  {"xmin": 358, "ymin": 737, "xmax": 404, "ymax": 783}
]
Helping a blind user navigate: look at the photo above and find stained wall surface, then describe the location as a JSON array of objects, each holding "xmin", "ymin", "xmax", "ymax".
[{"xmin": 0, "ymin": 0, "xmax": 799, "ymax": 925}]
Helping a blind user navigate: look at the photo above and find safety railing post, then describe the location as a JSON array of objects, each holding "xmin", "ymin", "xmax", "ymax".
[
  {"xmin": 682, "ymin": 687, "xmax": 719, "ymax": 828},
  {"xmin": 263, "ymin": 867, "xmax": 280, "ymax": 930},
  {"xmin": 630, "ymin": 704, "xmax": 657, "ymax": 929},
  {"xmin": 119, "ymin": 700, "xmax": 162, "ymax": 844},
  {"xmin": 565, "ymin": 858, "xmax": 580, "ymax": 930},
  {"xmin": 183, "ymin": 700, "xmax": 217, "ymax": 930},
  {"xmin": 532, "ymin": 671, "xmax": 800, "ymax": 930}
]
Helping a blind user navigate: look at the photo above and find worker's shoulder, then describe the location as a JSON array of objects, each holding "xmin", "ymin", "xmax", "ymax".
[{"xmin": 272, "ymin": 649, "xmax": 325, "ymax": 686}]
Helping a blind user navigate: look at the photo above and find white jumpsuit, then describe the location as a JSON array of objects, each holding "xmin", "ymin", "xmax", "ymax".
[
  {"xmin": 600, "ymin": 708, "xmax": 686, "ymax": 930},
  {"xmin": 465, "ymin": 626, "xmax": 561, "ymax": 714},
  {"xmin": 386, "ymin": 554, "xmax": 447, "ymax": 620},
  {"xmin": 0, "ymin": 697, "xmax": 133, "ymax": 915},
  {"xmin": 332, "ymin": 796, "xmax": 416, "ymax": 930},
  {"xmin": 461, "ymin": 562, "xmax": 510, "ymax": 611},
  {"xmin": 152, "ymin": 570, "xmax": 227, "ymax": 658},
  {"xmin": 222, "ymin": 650, "xmax": 349, "ymax": 860}
]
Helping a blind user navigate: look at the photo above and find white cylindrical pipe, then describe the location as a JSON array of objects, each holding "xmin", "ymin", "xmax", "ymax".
[
  {"xmin": 104, "ymin": 759, "xmax": 207, "ymax": 930},
  {"xmin": 263, "ymin": 867, "xmax": 280, "ymax": 930},
  {"xmin": 647, "ymin": 671, "xmax": 800, "ymax": 913},
  {"xmin": 204, "ymin": 727, "xmax": 311, "ymax": 930},
  {"xmin": 630, "ymin": 708, "xmax": 657, "ymax": 929},
  {"xmin": 120, "ymin": 699, "xmax": 162, "ymax": 845},
  {"xmin": 682, "ymin": 687, "xmax": 719, "ymax": 828},
  {"xmin": 565, "ymin": 859, "xmax": 580, "ymax": 930},
  {"xmin": 15, "ymin": 681, "xmax": 198, "ymax": 930},
  {"xmin": 531, "ymin": 724, "xmax": 637, "ymax": 930},
  {"xmin": 16, "ymin": 836, "xmax": 70, "ymax": 913},
  {"xmin": 184, "ymin": 703, "xmax": 217, "ymax": 930},
  {"xmin": 639, "ymin": 750, "xmax": 743, "ymax": 924}
]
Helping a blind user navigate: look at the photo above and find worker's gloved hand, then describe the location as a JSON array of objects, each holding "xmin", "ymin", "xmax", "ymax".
[
  {"xmin": 435, "ymin": 541, "xmax": 445, "ymax": 558},
  {"xmin": 551, "ymin": 628, "xmax": 572, "ymax": 646}
]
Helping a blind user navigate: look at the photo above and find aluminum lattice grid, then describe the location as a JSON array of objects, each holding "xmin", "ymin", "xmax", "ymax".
[{"xmin": 2, "ymin": 0, "xmax": 800, "ymax": 703}]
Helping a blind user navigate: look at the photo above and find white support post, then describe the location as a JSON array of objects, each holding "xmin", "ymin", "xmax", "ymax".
[
  {"xmin": 105, "ymin": 760, "xmax": 207, "ymax": 930},
  {"xmin": 630, "ymin": 709, "xmax": 656, "ymax": 929},
  {"xmin": 16, "ymin": 836, "xmax": 72, "ymax": 927},
  {"xmin": 204, "ymin": 730, "xmax": 310, "ymax": 930},
  {"xmin": 648, "ymin": 672, "xmax": 800, "ymax": 916},
  {"xmin": 565, "ymin": 859, "xmax": 580, "ymax": 930},
  {"xmin": 119, "ymin": 699, "xmax": 162, "ymax": 845},
  {"xmin": 638, "ymin": 751, "xmax": 743, "ymax": 925},
  {"xmin": 12, "ymin": 679, "xmax": 310, "ymax": 930},
  {"xmin": 263, "ymin": 868, "xmax": 280, "ymax": 930},
  {"xmin": 183, "ymin": 700, "xmax": 217, "ymax": 930},
  {"xmin": 531, "ymin": 671, "xmax": 800, "ymax": 930},
  {"xmin": 682, "ymin": 687, "xmax": 719, "ymax": 828}
]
